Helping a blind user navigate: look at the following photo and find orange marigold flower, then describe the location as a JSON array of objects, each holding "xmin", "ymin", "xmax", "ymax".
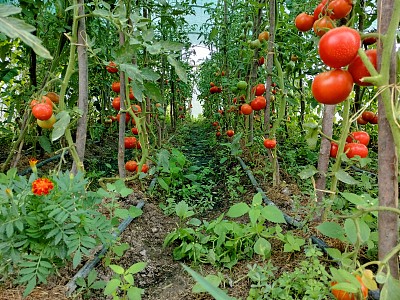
[
  {"xmin": 29, "ymin": 158, "xmax": 38, "ymax": 167},
  {"xmin": 32, "ymin": 178, "xmax": 54, "ymax": 196},
  {"xmin": 29, "ymin": 158, "xmax": 38, "ymax": 174}
]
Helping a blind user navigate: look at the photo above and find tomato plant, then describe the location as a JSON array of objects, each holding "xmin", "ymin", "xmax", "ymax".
[
  {"xmin": 318, "ymin": 26, "xmax": 361, "ymax": 68},
  {"xmin": 32, "ymin": 103, "xmax": 53, "ymax": 121},
  {"xmin": 30, "ymin": 96, "xmax": 53, "ymax": 109},
  {"xmin": 295, "ymin": 12, "xmax": 315, "ymax": 32},
  {"xmin": 137, "ymin": 163, "xmax": 149, "ymax": 173},
  {"xmin": 311, "ymin": 69, "xmax": 354, "ymax": 105},
  {"xmin": 348, "ymin": 49, "xmax": 377, "ymax": 86},
  {"xmin": 45, "ymin": 92, "xmax": 59, "ymax": 104},
  {"xmin": 263, "ymin": 139, "xmax": 277, "ymax": 149},
  {"xmin": 356, "ymin": 116, "xmax": 368, "ymax": 125},
  {"xmin": 361, "ymin": 111, "xmax": 376, "ymax": 123},
  {"xmin": 124, "ymin": 137, "xmax": 138, "ymax": 149},
  {"xmin": 344, "ymin": 143, "xmax": 369, "ymax": 158},
  {"xmin": 131, "ymin": 127, "xmax": 139, "ymax": 135}
]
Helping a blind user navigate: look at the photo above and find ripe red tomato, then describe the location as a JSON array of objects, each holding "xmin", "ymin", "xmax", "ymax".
[
  {"xmin": 312, "ymin": 69, "xmax": 354, "ymax": 105},
  {"xmin": 226, "ymin": 129, "xmax": 234, "ymax": 137},
  {"xmin": 131, "ymin": 127, "xmax": 139, "ymax": 135},
  {"xmin": 314, "ymin": 2, "xmax": 327, "ymax": 21},
  {"xmin": 112, "ymin": 82, "xmax": 121, "ymax": 93},
  {"xmin": 32, "ymin": 103, "xmax": 53, "ymax": 120},
  {"xmin": 348, "ymin": 49, "xmax": 377, "ymax": 86},
  {"xmin": 344, "ymin": 143, "xmax": 369, "ymax": 158},
  {"xmin": 216, "ymin": 131, "xmax": 221, "ymax": 137},
  {"xmin": 258, "ymin": 56, "xmax": 265, "ymax": 66},
  {"xmin": 136, "ymin": 163, "xmax": 149, "ymax": 173},
  {"xmin": 327, "ymin": 0, "xmax": 353, "ymax": 20},
  {"xmin": 129, "ymin": 88, "xmax": 135, "ymax": 100},
  {"xmin": 241, "ymin": 104, "xmax": 253, "ymax": 115},
  {"xmin": 125, "ymin": 160, "xmax": 138, "ymax": 172},
  {"xmin": 361, "ymin": 111, "xmax": 376, "ymax": 123},
  {"xmin": 106, "ymin": 61, "xmax": 118, "ymax": 73},
  {"xmin": 330, "ymin": 142, "xmax": 339, "ymax": 158},
  {"xmin": 112, "ymin": 97, "xmax": 121, "ymax": 110},
  {"xmin": 263, "ymin": 138, "xmax": 277, "ymax": 149},
  {"xmin": 252, "ymin": 83, "xmax": 266, "ymax": 96},
  {"xmin": 212, "ymin": 121, "xmax": 219, "ymax": 127},
  {"xmin": 331, "ymin": 275, "xmax": 368, "ymax": 300},
  {"xmin": 124, "ymin": 137, "xmax": 137, "ymax": 149},
  {"xmin": 346, "ymin": 131, "xmax": 370, "ymax": 146},
  {"xmin": 313, "ymin": 16, "xmax": 335, "ymax": 36},
  {"xmin": 357, "ymin": 116, "xmax": 368, "ymax": 125},
  {"xmin": 295, "ymin": 13, "xmax": 315, "ymax": 32},
  {"xmin": 319, "ymin": 26, "xmax": 361, "ymax": 68},
  {"xmin": 251, "ymin": 96, "xmax": 267, "ymax": 111},
  {"xmin": 210, "ymin": 86, "xmax": 219, "ymax": 94},
  {"xmin": 370, "ymin": 114, "xmax": 378, "ymax": 124},
  {"xmin": 362, "ymin": 36, "xmax": 377, "ymax": 46}
]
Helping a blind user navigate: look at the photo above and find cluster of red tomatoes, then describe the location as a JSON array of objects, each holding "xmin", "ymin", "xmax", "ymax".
[
  {"xmin": 30, "ymin": 92, "xmax": 59, "ymax": 129},
  {"xmin": 311, "ymin": 26, "xmax": 377, "ymax": 105},
  {"xmin": 295, "ymin": 0, "xmax": 353, "ymax": 36},
  {"xmin": 106, "ymin": 61, "xmax": 149, "ymax": 174},
  {"xmin": 209, "ymin": 82, "xmax": 222, "ymax": 94},
  {"xmin": 357, "ymin": 110, "xmax": 378, "ymax": 125},
  {"xmin": 330, "ymin": 131, "xmax": 370, "ymax": 159},
  {"xmin": 295, "ymin": 1, "xmax": 377, "ymax": 105}
]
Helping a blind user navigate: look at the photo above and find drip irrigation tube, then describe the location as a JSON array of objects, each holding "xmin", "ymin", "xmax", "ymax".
[
  {"xmin": 236, "ymin": 156, "xmax": 380, "ymax": 299},
  {"xmin": 65, "ymin": 200, "xmax": 145, "ymax": 297},
  {"xmin": 18, "ymin": 151, "xmax": 69, "ymax": 176}
]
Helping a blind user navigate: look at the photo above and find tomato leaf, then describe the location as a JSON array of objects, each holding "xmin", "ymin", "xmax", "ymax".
[
  {"xmin": 167, "ymin": 55, "xmax": 187, "ymax": 83},
  {"xmin": 51, "ymin": 111, "xmax": 70, "ymax": 142},
  {"xmin": 38, "ymin": 135, "xmax": 52, "ymax": 153},
  {"xmin": 335, "ymin": 169, "xmax": 359, "ymax": 185},
  {"xmin": 344, "ymin": 218, "xmax": 357, "ymax": 245},
  {"xmin": 298, "ymin": 165, "xmax": 318, "ymax": 179},
  {"xmin": 316, "ymin": 222, "xmax": 345, "ymax": 240}
]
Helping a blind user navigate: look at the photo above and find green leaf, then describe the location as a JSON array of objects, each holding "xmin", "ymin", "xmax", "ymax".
[
  {"xmin": 344, "ymin": 219, "xmax": 357, "ymax": 245},
  {"xmin": 252, "ymin": 192, "xmax": 263, "ymax": 206},
  {"xmin": 226, "ymin": 202, "xmax": 249, "ymax": 218},
  {"xmin": 126, "ymin": 262, "xmax": 147, "ymax": 274},
  {"xmin": 175, "ymin": 201, "xmax": 193, "ymax": 219},
  {"xmin": 182, "ymin": 264, "xmax": 235, "ymax": 300},
  {"xmin": 87, "ymin": 269, "xmax": 98, "ymax": 286},
  {"xmin": 73, "ymin": 250, "xmax": 82, "ymax": 269},
  {"xmin": 104, "ymin": 278, "xmax": 120, "ymax": 296},
  {"xmin": 157, "ymin": 177, "xmax": 169, "ymax": 191},
  {"xmin": 261, "ymin": 205, "xmax": 286, "ymax": 223},
  {"xmin": 109, "ymin": 264, "xmax": 125, "ymax": 275},
  {"xmin": 298, "ymin": 165, "xmax": 318, "ymax": 180},
  {"xmin": 0, "ymin": 15, "xmax": 52, "ymax": 59},
  {"xmin": 127, "ymin": 286, "xmax": 144, "ymax": 300},
  {"xmin": 380, "ymin": 275, "xmax": 400, "ymax": 300},
  {"xmin": 192, "ymin": 274, "xmax": 221, "ymax": 293},
  {"xmin": 316, "ymin": 222, "xmax": 345, "ymax": 239},
  {"xmin": 23, "ymin": 277, "xmax": 37, "ymax": 298},
  {"xmin": 38, "ymin": 135, "xmax": 52, "ymax": 153},
  {"xmin": 129, "ymin": 206, "xmax": 143, "ymax": 219},
  {"xmin": 144, "ymin": 81, "xmax": 163, "ymax": 102},
  {"xmin": 142, "ymin": 68, "xmax": 160, "ymax": 82},
  {"xmin": 51, "ymin": 111, "xmax": 70, "ymax": 142},
  {"xmin": 167, "ymin": 55, "xmax": 187, "ymax": 83},
  {"xmin": 358, "ymin": 219, "xmax": 371, "ymax": 243},
  {"xmin": 335, "ymin": 169, "xmax": 359, "ymax": 185},
  {"xmin": 0, "ymin": 4, "xmax": 21, "ymax": 17},
  {"xmin": 248, "ymin": 208, "xmax": 261, "ymax": 225},
  {"xmin": 254, "ymin": 237, "xmax": 271, "ymax": 258},
  {"xmin": 331, "ymin": 282, "xmax": 358, "ymax": 294}
]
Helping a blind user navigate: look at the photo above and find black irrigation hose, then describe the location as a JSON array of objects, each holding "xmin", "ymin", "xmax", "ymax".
[
  {"xmin": 236, "ymin": 156, "xmax": 380, "ymax": 300},
  {"xmin": 65, "ymin": 200, "xmax": 145, "ymax": 297},
  {"xmin": 18, "ymin": 151, "xmax": 69, "ymax": 176}
]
